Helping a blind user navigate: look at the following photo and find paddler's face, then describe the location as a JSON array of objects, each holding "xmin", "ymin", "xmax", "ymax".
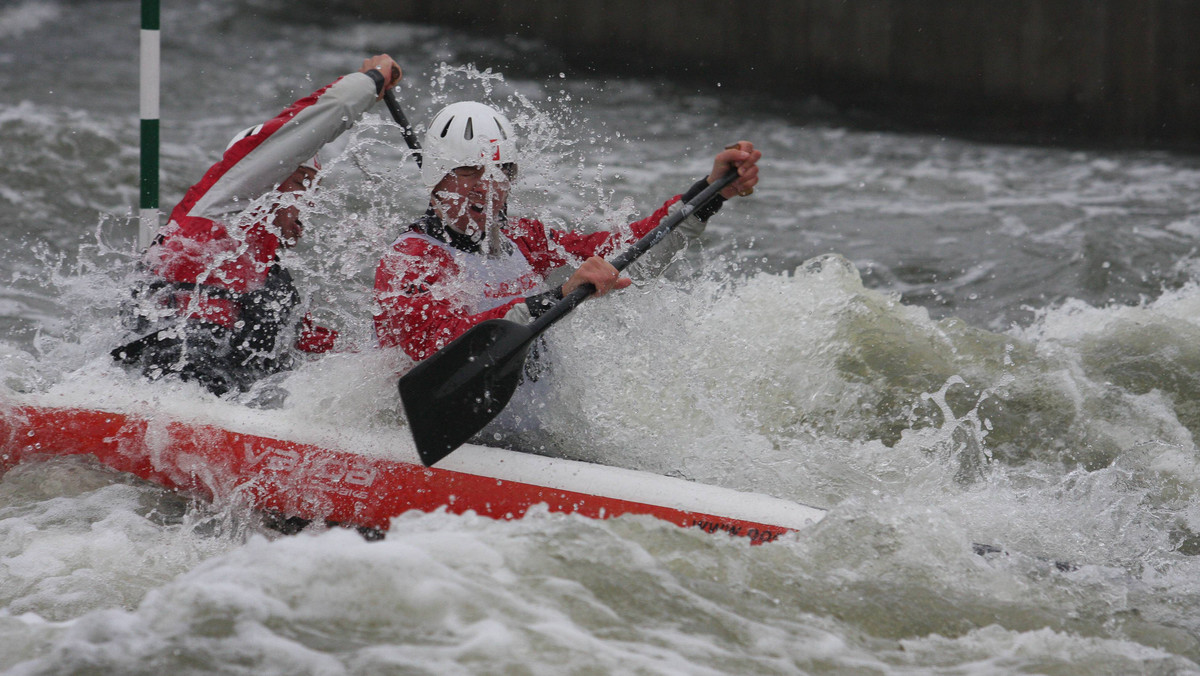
[
  {"xmin": 272, "ymin": 166, "xmax": 319, "ymax": 247},
  {"xmin": 431, "ymin": 163, "xmax": 515, "ymax": 238}
]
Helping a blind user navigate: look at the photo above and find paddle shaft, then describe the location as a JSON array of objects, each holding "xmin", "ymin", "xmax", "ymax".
[
  {"xmin": 383, "ymin": 89, "xmax": 423, "ymax": 168},
  {"xmin": 399, "ymin": 167, "xmax": 741, "ymax": 465},
  {"xmin": 527, "ymin": 169, "xmax": 739, "ymax": 335}
]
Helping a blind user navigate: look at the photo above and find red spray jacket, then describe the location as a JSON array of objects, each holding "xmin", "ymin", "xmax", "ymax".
[
  {"xmin": 144, "ymin": 72, "xmax": 378, "ymax": 327},
  {"xmin": 374, "ymin": 196, "xmax": 685, "ymax": 361}
]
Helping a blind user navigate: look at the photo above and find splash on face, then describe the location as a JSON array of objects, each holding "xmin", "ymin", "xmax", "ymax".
[{"xmin": 430, "ymin": 163, "xmax": 517, "ymax": 239}]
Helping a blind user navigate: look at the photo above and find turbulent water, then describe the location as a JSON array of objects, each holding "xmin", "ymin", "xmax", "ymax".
[{"xmin": 5, "ymin": 0, "xmax": 1200, "ymax": 673}]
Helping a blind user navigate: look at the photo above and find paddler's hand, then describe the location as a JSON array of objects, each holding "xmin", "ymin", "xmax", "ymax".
[
  {"xmin": 562, "ymin": 256, "xmax": 632, "ymax": 299},
  {"xmin": 360, "ymin": 54, "xmax": 402, "ymax": 101},
  {"xmin": 709, "ymin": 140, "xmax": 761, "ymax": 199}
]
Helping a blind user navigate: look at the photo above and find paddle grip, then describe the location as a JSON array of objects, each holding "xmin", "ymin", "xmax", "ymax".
[{"xmin": 383, "ymin": 90, "xmax": 423, "ymax": 168}]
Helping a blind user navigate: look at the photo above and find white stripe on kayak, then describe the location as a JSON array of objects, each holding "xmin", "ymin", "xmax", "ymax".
[{"xmin": 439, "ymin": 444, "xmax": 827, "ymax": 532}]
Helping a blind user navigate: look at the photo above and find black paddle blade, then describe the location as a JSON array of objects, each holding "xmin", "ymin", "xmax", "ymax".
[{"xmin": 398, "ymin": 319, "xmax": 535, "ymax": 466}]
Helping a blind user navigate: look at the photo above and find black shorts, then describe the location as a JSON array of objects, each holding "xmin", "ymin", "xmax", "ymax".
[{"xmin": 112, "ymin": 265, "xmax": 301, "ymax": 395}]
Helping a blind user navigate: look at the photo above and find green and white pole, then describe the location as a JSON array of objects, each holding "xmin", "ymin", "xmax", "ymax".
[{"xmin": 138, "ymin": 0, "xmax": 160, "ymax": 250}]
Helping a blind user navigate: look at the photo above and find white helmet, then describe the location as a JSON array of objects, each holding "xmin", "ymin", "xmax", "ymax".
[
  {"xmin": 226, "ymin": 124, "xmax": 321, "ymax": 171},
  {"xmin": 420, "ymin": 101, "xmax": 517, "ymax": 188}
]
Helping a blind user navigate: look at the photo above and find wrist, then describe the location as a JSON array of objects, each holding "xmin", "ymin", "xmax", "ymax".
[{"xmin": 364, "ymin": 68, "xmax": 386, "ymax": 96}]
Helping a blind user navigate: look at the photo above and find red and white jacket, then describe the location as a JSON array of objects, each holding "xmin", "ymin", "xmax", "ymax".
[
  {"xmin": 144, "ymin": 72, "xmax": 379, "ymax": 328},
  {"xmin": 374, "ymin": 196, "xmax": 690, "ymax": 361}
]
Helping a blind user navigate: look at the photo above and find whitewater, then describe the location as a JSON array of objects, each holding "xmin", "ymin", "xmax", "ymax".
[{"xmin": 4, "ymin": 0, "xmax": 1200, "ymax": 673}]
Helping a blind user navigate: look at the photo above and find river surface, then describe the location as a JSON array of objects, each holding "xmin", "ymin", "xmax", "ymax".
[{"xmin": 5, "ymin": 1, "xmax": 1200, "ymax": 673}]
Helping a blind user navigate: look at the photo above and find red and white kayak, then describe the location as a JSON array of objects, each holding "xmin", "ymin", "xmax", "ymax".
[{"xmin": 0, "ymin": 392, "xmax": 825, "ymax": 543}]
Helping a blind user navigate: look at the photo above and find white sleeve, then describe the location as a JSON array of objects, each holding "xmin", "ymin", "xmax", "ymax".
[
  {"xmin": 190, "ymin": 73, "xmax": 378, "ymax": 219},
  {"xmin": 503, "ymin": 302, "xmax": 534, "ymax": 325}
]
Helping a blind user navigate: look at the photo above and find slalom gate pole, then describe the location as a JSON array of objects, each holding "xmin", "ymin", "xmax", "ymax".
[{"xmin": 138, "ymin": 0, "xmax": 160, "ymax": 250}]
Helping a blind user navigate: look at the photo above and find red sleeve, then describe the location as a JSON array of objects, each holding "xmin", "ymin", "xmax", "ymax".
[
  {"xmin": 505, "ymin": 195, "xmax": 683, "ymax": 270},
  {"xmin": 373, "ymin": 238, "xmax": 524, "ymax": 361}
]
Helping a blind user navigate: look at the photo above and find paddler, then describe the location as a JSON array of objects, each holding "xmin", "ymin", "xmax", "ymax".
[
  {"xmin": 113, "ymin": 55, "xmax": 403, "ymax": 396},
  {"xmin": 373, "ymin": 101, "xmax": 761, "ymax": 364}
]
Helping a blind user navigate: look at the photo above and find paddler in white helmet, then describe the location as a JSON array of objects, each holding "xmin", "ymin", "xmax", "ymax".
[
  {"xmin": 113, "ymin": 55, "xmax": 403, "ymax": 396},
  {"xmin": 373, "ymin": 100, "xmax": 761, "ymax": 363}
]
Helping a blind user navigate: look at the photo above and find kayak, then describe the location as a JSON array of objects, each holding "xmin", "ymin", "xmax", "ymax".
[{"xmin": 0, "ymin": 392, "xmax": 826, "ymax": 543}]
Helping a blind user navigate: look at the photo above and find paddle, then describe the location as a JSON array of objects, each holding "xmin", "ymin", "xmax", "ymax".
[
  {"xmin": 399, "ymin": 168, "xmax": 739, "ymax": 466},
  {"xmin": 382, "ymin": 88, "xmax": 422, "ymax": 168}
]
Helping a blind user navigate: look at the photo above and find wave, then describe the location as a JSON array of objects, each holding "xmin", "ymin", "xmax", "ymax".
[{"xmin": 0, "ymin": 1, "xmax": 59, "ymax": 41}]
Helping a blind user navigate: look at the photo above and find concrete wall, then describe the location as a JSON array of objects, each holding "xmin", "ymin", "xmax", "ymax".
[{"xmin": 349, "ymin": 0, "xmax": 1200, "ymax": 149}]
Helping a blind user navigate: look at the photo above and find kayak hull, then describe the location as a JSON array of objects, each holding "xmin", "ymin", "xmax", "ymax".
[{"xmin": 0, "ymin": 400, "xmax": 825, "ymax": 543}]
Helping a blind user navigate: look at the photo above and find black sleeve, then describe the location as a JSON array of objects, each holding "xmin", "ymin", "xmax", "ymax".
[
  {"xmin": 681, "ymin": 177, "xmax": 726, "ymax": 222},
  {"xmin": 363, "ymin": 68, "xmax": 386, "ymax": 96},
  {"xmin": 525, "ymin": 286, "xmax": 564, "ymax": 319}
]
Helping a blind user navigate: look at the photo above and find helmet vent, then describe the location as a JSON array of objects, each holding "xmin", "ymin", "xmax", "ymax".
[{"xmin": 420, "ymin": 102, "xmax": 517, "ymax": 188}]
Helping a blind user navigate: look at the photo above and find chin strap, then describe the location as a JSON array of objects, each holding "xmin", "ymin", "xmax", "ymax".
[{"xmin": 415, "ymin": 207, "xmax": 511, "ymax": 256}]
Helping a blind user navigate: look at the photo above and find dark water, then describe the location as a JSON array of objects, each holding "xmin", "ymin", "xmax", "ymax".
[{"xmin": 4, "ymin": 1, "xmax": 1200, "ymax": 673}]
